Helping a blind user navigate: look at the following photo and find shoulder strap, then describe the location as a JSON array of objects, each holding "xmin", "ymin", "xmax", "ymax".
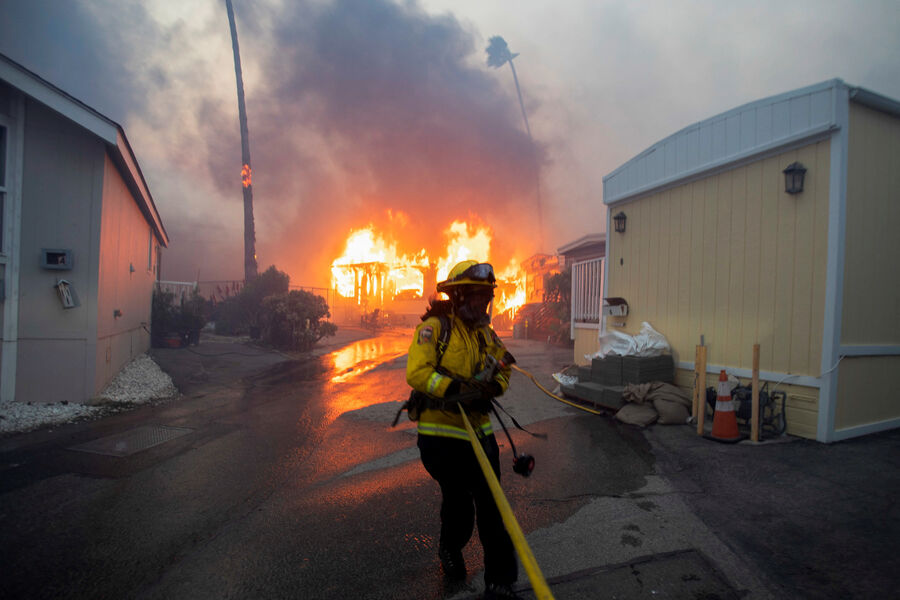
[{"xmin": 435, "ymin": 315, "xmax": 452, "ymax": 367}]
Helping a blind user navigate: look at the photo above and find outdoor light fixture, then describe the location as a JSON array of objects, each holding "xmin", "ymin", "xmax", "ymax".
[
  {"xmin": 783, "ymin": 162, "xmax": 807, "ymax": 195},
  {"xmin": 613, "ymin": 211, "xmax": 627, "ymax": 233}
]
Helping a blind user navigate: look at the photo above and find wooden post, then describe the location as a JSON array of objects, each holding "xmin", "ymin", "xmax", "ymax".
[
  {"xmin": 696, "ymin": 345, "xmax": 707, "ymax": 435},
  {"xmin": 692, "ymin": 345, "xmax": 702, "ymax": 420},
  {"xmin": 751, "ymin": 343, "xmax": 760, "ymax": 442}
]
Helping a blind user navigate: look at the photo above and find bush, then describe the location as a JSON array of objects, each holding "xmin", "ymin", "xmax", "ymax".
[
  {"xmin": 151, "ymin": 289, "xmax": 178, "ymax": 346},
  {"xmin": 211, "ymin": 265, "xmax": 290, "ymax": 336},
  {"xmin": 152, "ymin": 288, "xmax": 209, "ymax": 346},
  {"xmin": 260, "ymin": 289, "xmax": 338, "ymax": 351}
]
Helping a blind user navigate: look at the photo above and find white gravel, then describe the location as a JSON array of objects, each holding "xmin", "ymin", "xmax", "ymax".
[{"xmin": 0, "ymin": 354, "xmax": 177, "ymax": 435}]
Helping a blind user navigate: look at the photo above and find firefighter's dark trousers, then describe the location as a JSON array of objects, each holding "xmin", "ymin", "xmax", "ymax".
[{"xmin": 418, "ymin": 433, "xmax": 517, "ymax": 586}]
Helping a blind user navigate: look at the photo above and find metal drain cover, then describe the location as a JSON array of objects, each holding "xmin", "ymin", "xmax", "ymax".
[{"xmin": 69, "ymin": 425, "xmax": 194, "ymax": 457}]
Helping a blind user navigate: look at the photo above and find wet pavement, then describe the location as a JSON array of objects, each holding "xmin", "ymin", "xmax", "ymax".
[{"xmin": 1, "ymin": 326, "xmax": 898, "ymax": 599}]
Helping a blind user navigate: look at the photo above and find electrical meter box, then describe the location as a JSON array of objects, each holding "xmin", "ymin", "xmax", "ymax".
[
  {"xmin": 41, "ymin": 248, "xmax": 73, "ymax": 270},
  {"xmin": 55, "ymin": 279, "xmax": 80, "ymax": 309}
]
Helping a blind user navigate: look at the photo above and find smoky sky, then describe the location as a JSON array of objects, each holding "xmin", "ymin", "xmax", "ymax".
[
  {"xmin": 243, "ymin": 0, "xmax": 543, "ymax": 282},
  {"xmin": 0, "ymin": 0, "xmax": 154, "ymax": 122},
  {"xmin": 0, "ymin": 0, "xmax": 545, "ymax": 284}
]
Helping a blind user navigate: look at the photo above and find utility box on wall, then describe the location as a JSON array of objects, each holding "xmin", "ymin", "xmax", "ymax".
[
  {"xmin": 602, "ymin": 297, "xmax": 629, "ymax": 317},
  {"xmin": 41, "ymin": 248, "xmax": 73, "ymax": 270}
]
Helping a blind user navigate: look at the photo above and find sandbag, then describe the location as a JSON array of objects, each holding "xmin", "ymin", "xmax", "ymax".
[
  {"xmin": 653, "ymin": 397, "xmax": 690, "ymax": 424},
  {"xmin": 615, "ymin": 402, "xmax": 659, "ymax": 427}
]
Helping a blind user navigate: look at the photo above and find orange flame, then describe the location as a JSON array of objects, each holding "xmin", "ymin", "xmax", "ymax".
[
  {"xmin": 241, "ymin": 164, "xmax": 252, "ymax": 188},
  {"xmin": 330, "ymin": 217, "xmax": 527, "ymax": 319}
]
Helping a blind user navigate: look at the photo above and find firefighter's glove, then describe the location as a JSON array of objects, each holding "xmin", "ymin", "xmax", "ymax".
[
  {"xmin": 470, "ymin": 379, "xmax": 503, "ymax": 400},
  {"xmin": 473, "ymin": 365, "xmax": 495, "ymax": 383},
  {"xmin": 446, "ymin": 380, "xmax": 495, "ymax": 408}
]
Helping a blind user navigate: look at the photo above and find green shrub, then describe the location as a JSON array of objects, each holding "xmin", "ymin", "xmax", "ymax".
[
  {"xmin": 151, "ymin": 288, "xmax": 178, "ymax": 346},
  {"xmin": 152, "ymin": 288, "xmax": 209, "ymax": 346},
  {"xmin": 260, "ymin": 289, "xmax": 338, "ymax": 351},
  {"xmin": 211, "ymin": 265, "xmax": 290, "ymax": 336}
]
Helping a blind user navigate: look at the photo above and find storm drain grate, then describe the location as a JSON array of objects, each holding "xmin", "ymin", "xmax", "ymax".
[{"xmin": 69, "ymin": 425, "xmax": 194, "ymax": 457}]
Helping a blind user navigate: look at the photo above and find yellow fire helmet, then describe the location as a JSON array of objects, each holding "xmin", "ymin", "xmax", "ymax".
[{"xmin": 436, "ymin": 260, "xmax": 497, "ymax": 293}]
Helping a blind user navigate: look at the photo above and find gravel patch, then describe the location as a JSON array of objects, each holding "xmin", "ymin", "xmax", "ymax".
[{"xmin": 0, "ymin": 354, "xmax": 177, "ymax": 435}]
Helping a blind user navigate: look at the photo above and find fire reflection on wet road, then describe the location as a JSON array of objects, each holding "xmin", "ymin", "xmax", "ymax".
[
  {"xmin": 329, "ymin": 333, "xmax": 410, "ymax": 384},
  {"xmin": 323, "ymin": 330, "xmax": 412, "ymax": 419}
]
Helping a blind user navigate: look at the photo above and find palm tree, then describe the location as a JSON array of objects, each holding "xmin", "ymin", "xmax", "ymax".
[
  {"xmin": 225, "ymin": 0, "xmax": 258, "ymax": 283},
  {"xmin": 486, "ymin": 36, "xmax": 543, "ymax": 250}
]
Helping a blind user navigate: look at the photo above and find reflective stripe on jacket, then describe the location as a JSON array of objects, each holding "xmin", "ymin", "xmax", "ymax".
[{"xmin": 406, "ymin": 314, "xmax": 511, "ymax": 440}]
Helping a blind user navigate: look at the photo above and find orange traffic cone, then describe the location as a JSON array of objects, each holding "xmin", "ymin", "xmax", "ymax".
[{"xmin": 706, "ymin": 370, "xmax": 744, "ymax": 443}]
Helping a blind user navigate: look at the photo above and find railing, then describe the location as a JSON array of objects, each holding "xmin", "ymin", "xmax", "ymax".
[
  {"xmin": 162, "ymin": 280, "xmax": 338, "ymax": 322},
  {"xmin": 156, "ymin": 280, "xmax": 198, "ymax": 302},
  {"xmin": 570, "ymin": 257, "xmax": 604, "ymax": 338}
]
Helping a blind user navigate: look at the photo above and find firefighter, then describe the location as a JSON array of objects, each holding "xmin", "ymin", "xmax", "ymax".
[{"xmin": 406, "ymin": 260, "xmax": 520, "ymax": 599}]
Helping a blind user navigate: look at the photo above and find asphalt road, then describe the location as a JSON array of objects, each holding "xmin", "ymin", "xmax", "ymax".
[
  {"xmin": 2, "ymin": 327, "xmax": 898, "ymax": 599},
  {"xmin": 0, "ymin": 328, "xmax": 633, "ymax": 599}
]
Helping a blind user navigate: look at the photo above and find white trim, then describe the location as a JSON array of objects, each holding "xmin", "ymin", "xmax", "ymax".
[
  {"xmin": 603, "ymin": 79, "xmax": 846, "ymax": 205},
  {"xmin": 604, "ymin": 125, "xmax": 838, "ymax": 205},
  {"xmin": 574, "ymin": 322, "xmax": 602, "ymax": 330},
  {"xmin": 838, "ymin": 345, "xmax": 900, "ymax": 357},
  {"xmin": 831, "ymin": 416, "xmax": 900, "ymax": 442},
  {"xmin": 557, "ymin": 232, "xmax": 606, "ymax": 255},
  {"xmin": 570, "ymin": 257, "xmax": 603, "ymax": 339},
  {"xmin": 0, "ymin": 56, "xmax": 118, "ymax": 145},
  {"xmin": 818, "ymin": 86, "xmax": 850, "ymax": 443},
  {"xmin": 0, "ymin": 93, "xmax": 24, "ymax": 403},
  {"xmin": 0, "ymin": 54, "xmax": 168, "ymax": 247},
  {"xmin": 677, "ymin": 361, "xmax": 823, "ymax": 389}
]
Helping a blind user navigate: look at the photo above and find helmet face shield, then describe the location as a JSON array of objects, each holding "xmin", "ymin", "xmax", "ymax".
[
  {"xmin": 436, "ymin": 261, "xmax": 497, "ymax": 293},
  {"xmin": 459, "ymin": 263, "xmax": 495, "ymax": 285}
]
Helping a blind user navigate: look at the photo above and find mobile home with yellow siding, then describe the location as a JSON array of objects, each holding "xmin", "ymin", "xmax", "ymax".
[{"xmin": 600, "ymin": 79, "xmax": 900, "ymax": 442}]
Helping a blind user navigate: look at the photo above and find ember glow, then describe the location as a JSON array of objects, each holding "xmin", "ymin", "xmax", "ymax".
[
  {"xmin": 331, "ymin": 218, "xmax": 526, "ymax": 319},
  {"xmin": 241, "ymin": 164, "xmax": 252, "ymax": 188}
]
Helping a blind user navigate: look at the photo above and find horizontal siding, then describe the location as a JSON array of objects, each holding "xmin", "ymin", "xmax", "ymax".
[{"xmin": 673, "ymin": 367, "xmax": 819, "ymax": 439}]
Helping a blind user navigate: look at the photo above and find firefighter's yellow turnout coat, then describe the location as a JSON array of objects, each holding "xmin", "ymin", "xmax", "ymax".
[{"xmin": 406, "ymin": 315, "xmax": 511, "ymax": 441}]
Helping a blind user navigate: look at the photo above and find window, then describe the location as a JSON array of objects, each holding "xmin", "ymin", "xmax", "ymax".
[{"xmin": 147, "ymin": 225, "xmax": 153, "ymax": 271}]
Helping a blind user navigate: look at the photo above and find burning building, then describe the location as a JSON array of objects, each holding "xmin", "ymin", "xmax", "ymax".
[{"xmin": 330, "ymin": 218, "xmax": 526, "ymax": 327}]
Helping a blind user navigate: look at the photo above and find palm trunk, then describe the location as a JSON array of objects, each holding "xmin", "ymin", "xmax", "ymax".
[
  {"xmin": 225, "ymin": 0, "xmax": 258, "ymax": 283},
  {"xmin": 508, "ymin": 59, "xmax": 544, "ymax": 251}
]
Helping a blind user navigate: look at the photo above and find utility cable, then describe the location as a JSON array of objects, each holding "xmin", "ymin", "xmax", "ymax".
[
  {"xmin": 458, "ymin": 405, "xmax": 555, "ymax": 600},
  {"xmin": 511, "ymin": 364, "xmax": 607, "ymax": 416}
]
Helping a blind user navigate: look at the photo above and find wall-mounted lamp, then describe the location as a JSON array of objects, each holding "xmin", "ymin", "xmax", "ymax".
[
  {"xmin": 783, "ymin": 162, "xmax": 806, "ymax": 195},
  {"xmin": 613, "ymin": 211, "xmax": 627, "ymax": 233}
]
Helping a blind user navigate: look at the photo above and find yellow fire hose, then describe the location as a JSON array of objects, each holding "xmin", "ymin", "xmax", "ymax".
[
  {"xmin": 450, "ymin": 363, "xmax": 603, "ymax": 598},
  {"xmin": 511, "ymin": 364, "xmax": 607, "ymax": 416},
  {"xmin": 458, "ymin": 405, "xmax": 555, "ymax": 600}
]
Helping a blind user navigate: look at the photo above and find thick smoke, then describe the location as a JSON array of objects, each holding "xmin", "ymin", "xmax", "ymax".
[
  {"xmin": 247, "ymin": 0, "xmax": 544, "ymax": 284},
  {"xmin": 0, "ymin": 0, "xmax": 546, "ymax": 286}
]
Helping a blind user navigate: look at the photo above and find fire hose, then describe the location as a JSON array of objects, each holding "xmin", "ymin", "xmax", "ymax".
[
  {"xmin": 511, "ymin": 364, "xmax": 607, "ymax": 416},
  {"xmin": 458, "ymin": 404, "xmax": 555, "ymax": 600}
]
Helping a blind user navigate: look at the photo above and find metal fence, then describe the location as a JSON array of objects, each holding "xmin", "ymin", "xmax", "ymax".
[
  {"xmin": 156, "ymin": 280, "xmax": 198, "ymax": 303},
  {"xmin": 570, "ymin": 257, "xmax": 604, "ymax": 338}
]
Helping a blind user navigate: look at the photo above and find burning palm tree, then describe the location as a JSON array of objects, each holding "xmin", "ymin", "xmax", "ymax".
[
  {"xmin": 486, "ymin": 36, "xmax": 543, "ymax": 250},
  {"xmin": 225, "ymin": 0, "xmax": 258, "ymax": 282}
]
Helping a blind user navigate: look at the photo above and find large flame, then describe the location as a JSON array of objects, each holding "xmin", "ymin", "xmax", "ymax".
[{"xmin": 330, "ymin": 217, "xmax": 527, "ymax": 319}]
